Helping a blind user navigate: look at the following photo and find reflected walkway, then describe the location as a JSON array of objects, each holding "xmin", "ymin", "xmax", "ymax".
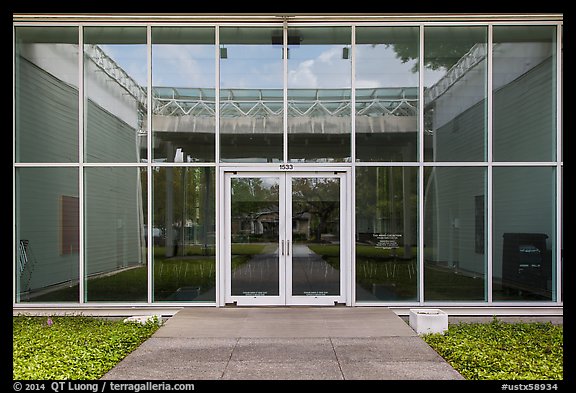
[{"xmin": 231, "ymin": 244, "xmax": 340, "ymax": 296}]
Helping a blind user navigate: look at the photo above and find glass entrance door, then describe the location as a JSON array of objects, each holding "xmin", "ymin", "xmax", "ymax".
[{"xmin": 225, "ymin": 171, "xmax": 346, "ymax": 306}]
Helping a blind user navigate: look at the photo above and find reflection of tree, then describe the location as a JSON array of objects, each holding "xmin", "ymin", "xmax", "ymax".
[
  {"xmin": 356, "ymin": 167, "xmax": 417, "ymax": 254},
  {"xmin": 292, "ymin": 178, "xmax": 339, "ymax": 242},
  {"xmin": 231, "ymin": 178, "xmax": 279, "ymax": 242},
  {"xmin": 231, "ymin": 178, "xmax": 279, "ymax": 217},
  {"xmin": 153, "ymin": 167, "xmax": 214, "ymax": 256},
  {"xmin": 390, "ymin": 34, "xmax": 479, "ymax": 73}
]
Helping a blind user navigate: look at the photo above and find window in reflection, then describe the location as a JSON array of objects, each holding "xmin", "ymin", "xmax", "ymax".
[
  {"xmin": 424, "ymin": 26, "xmax": 487, "ymax": 162},
  {"xmin": 355, "ymin": 166, "xmax": 418, "ymax": 301},
  {"xmin": 16, "ymin": 168, "xmax": 79, "ymax": 302},
  {"xmin": 152, "ymin": 27, "xmax": 215, "ymax": 163},
  {"xmin": 288, "ymin": 27, "xmax": 352, "ymax": 163},
  {"xmin": 355, "ymin": 26, "xmax": 419, "ymax": 162},
  {"xmin": 84, "ymin": 167, "xmax": 147, "ymax": 302},
  {"xmin": 493, "ymin": 167, "xmax": 556, "ymax": 301},
  {"xmin": 153, "ymin": 167, "xmax": 216, "ymax": 301},
  {"xmin": 493, "ymin": 26, "xmax": 557, "ymax": 162},
  {"xmin": 84, "ymin": 27, "xmax": 148, "ymax": 163},
  {"xmin": 219, "ymin": 27, "xmax": 284, "ymax": 162},
  {"xmin": 424, "ymin": 167, "xmax": 487, "ymax": 301},
  {"xmin": 15, "ymin": 27, "xmax": 79, "ymax": 163}
]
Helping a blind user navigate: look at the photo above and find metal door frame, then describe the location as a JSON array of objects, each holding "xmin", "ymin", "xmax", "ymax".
[{"xmin": 219, "ymin": 166, "xmax": 350, "ymax": 306}]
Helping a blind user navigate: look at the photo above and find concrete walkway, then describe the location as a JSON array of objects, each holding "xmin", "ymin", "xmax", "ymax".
[{"xmin": 101, "ymin": 307, "xmax": 464, "ymax": 380}]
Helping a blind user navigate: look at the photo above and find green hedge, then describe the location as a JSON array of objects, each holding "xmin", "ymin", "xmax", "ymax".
[
  {"xmin": 423, "ymin": 318, "xmax": 563, "ymax": 380},
  {"xmin": 13, "ymin": 315, "xmax": 159, "ymax": 380}
]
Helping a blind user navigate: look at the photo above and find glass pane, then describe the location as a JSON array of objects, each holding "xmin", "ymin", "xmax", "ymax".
[
  {"xmin": 424, "ymin": 167, "xmax": 487, "ymax": 301},
  {"xmin": 16, "ymin": 168, "xmax": 79, "ymax": 302},
  {"xmin": 424, "ymin": 26, "xmax": 487, "ymax": 162},
  {"xmin": 152, "ymin": 167, "xmax": 216, "ymax": 302},
  {"xmin": 220, "ymin": 27, "xmax": 284, "ymax": 162},
  {"xmin": 291, "ymin": 177, "xmax": 340, "ymax": 296},
  {"xmin": 84, "ymin": 167, "xmax": 147, "ymax": 302},
  {"xmin": 355, "ymin": 26, "xmax": 419, "ymax": 162},
  {"xmin": 493, "ymin": 26, "xmax": 556, "ymax": 162},
  {"xmin": 152, "ymin": 27, "xmax": 215, "ymax": 163},
  {"xmin": 355, "ymin": 167, "xmax": 418, "ymax": 301},
  {"xmin": 84, "ymin": 27, "xmax": 147, "ymax": 163},
  {"xmin": 15, "ymin": 27, "xmax": 78, "ymax": 163},
  {"xmin": 288, "ymin": 27, "xmax": 351, "ymax": 163},
  {"xmin": 230, "ymin": 177, "xmax": 280, "ymax": 296},
  {"xmin": 493, "ymin": 167, "xmax": 556, "ymax": 301}
]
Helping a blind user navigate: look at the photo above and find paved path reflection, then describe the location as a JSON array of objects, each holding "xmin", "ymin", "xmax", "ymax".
[{"xmin": 231, "ymin": 243, "xmax": 340, "ymax": 297}]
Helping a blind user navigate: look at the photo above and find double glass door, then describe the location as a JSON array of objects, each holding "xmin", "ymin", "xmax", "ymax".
[{"xmin": 224, "ymin": 171, "xmax": 346, "ymax": 305}]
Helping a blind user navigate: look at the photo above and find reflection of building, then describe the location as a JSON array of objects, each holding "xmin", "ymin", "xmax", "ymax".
[
  {"xmin": 152, "ymin": 86, "xmax": 417, "ymax": 163},
  {"xmin": 14, "ymin": 14, "xmax": 562, "ymax": 316},
  {"xmin": 232, "ymin": 209, "xmax": 280, "ymax": 240},
  {"xmin": 423, "ymin": 34, "xmax": 557, "ymax": 300}
]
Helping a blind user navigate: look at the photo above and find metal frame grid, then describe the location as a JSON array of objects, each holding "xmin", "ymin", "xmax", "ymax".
[{"xmin": 13, "ymin": 15, "xmax": 563, "ymax": 314}]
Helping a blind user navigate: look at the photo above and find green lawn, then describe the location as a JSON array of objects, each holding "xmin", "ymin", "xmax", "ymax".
[
  {"xmin": 13, "ymin": 315, "xmax": 159, "ymax": 380},
  {"xmin": 31, "ymin": 244, "xmax": 265, "ymax": 302},
  {"xmin": 423, "ymin": 318, "xmax": 563, "ymax": 380}
]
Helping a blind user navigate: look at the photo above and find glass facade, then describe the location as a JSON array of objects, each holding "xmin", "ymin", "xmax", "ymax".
[
  {"xmin": 15, "ymin": 27, "xmax": 79, "ymax": 163},
  {"xmin": 493, "ymin": 26, "xmax": 557, "ymax": 162},
  {"xmin": 287, "ymin": 26, "xmax": 352, "ymax": 162},
  {"xmin": 355, "ymin": 26, "xmax": 419, "ymax": 162},
  {"xmin": 84, "ymin": 167, "xmax": 147, "ymax": 301},
  {"xmin": 424, "ymin": 167, "xmax": 487, "ymax": 301},
  {"xmin": 152, "ymin": 27, "xmax": 216, "ymax": 163},
  {"xmin": 153, "ymin": 167, "xmax": 216, "ymax": 301},
  {"xmin": 355, "ymin": 167, "xmax": 418, "ymax": 301},
  {"xmin": 424, "ymin": 26, "xmax": 488, "ymax": 162},
  {"xmin": 220, "ymin": 27, "xmax": 283, "ymax": 162},
  {"xmin": 84, "ymin": 27, "xmax": 147, "ymax": 163},
  {"xmin": 492, "ymin": 167, "xmax": 556, "ymax": 301},
  {"xmin": 13, "ymin": 18, "xmax": 562, "ymax": 308},
  {"xmin": 16, "ymin": 168, "xmax": 79, "ymax": 302}
]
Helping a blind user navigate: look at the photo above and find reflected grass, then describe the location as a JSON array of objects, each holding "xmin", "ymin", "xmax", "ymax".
[
  {"xmin": 32, "ymin": 244, "xmax": 265, "ymax": 302},
  {"xmin": 353, "ymin": 244, "xmax": 484, "ymax": 301}
]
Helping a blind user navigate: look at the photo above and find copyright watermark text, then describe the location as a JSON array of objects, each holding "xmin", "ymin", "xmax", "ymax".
[
  {"xmin": 13, "ymin": 382, "xmax": 195, "ymax": 393},
  {"xmin": 502, "ymin": 383, "xmax": 559, "ymax": 391}
]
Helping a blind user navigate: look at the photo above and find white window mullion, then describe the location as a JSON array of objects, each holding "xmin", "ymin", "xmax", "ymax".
[
  {"xmin": 350, "ymin": 25, "xmax": 356, "ymax": 306},
  {"xmin": 418, "ymin": 24, "xmax": 425, "ymax": 305},
  {"xmin": 486, "ymin": 24, "xmax": 493, "ymax": 304},
  {"xmin": 78, "ymin": 25, "xmax": 85, "ymax": 304},
  {"xmin": 283, "ymin": 19, "xmax": 288, "ymax": 164},
  {"xmin": 215, "ymin": 25, "xmax": 223, "ymax": 306},
  {"xmin": 146, "ymin": 24, "xmax": 153, "ymax": 304},
  {"xmin": 555, "ymin": 23, "xmax": 562, "ymax": 304}
]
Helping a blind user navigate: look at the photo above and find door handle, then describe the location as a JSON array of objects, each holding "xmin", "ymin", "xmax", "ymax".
[
  {"xmin": 281, "ymin": 240, "xmax": 284, "ymax": 255},
  {"xmin": 287, "ymin": 240, "xmax": 290, "ymax": 256}
]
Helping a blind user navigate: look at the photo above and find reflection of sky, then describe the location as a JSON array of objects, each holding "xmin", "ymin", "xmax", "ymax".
[
  {"xmin": 101, "ymin": 43, "xmax": 446, "ymax": 90},
  {"xmin": 100, "ymin": 44, "xmax": 148, "ymax": 86}
]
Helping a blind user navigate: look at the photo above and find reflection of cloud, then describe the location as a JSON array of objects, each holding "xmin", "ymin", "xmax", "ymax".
[
  {"xmin": 289, "ymin": 46, "xmax": 350, "ymax": 88},
  {"xmin": 356, "ymin": 79, "xmax": 382, "ymax": 89},
  {"xmin": 288, "ymin": 59, "xmax": 318, "ymax": 88},
  {"xmin": 318, "ymin": 46, "xmax": 340, "ymax": 64},
  {"xmin": 102, "ymin": 41, "xmax": 442, "ymax": 90},
  {"xmin": 153, "ymin": 45, "xmax": 213, "ymax": 87}
]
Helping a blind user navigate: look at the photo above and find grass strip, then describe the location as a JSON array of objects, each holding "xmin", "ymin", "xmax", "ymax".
[
  {"xmin": 422, "ymin": 318, "xmax": 563, "ymax": 380},
  {"xmin": 13, "ymin": 315, "xmax": 159, "ymax": 380}
]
